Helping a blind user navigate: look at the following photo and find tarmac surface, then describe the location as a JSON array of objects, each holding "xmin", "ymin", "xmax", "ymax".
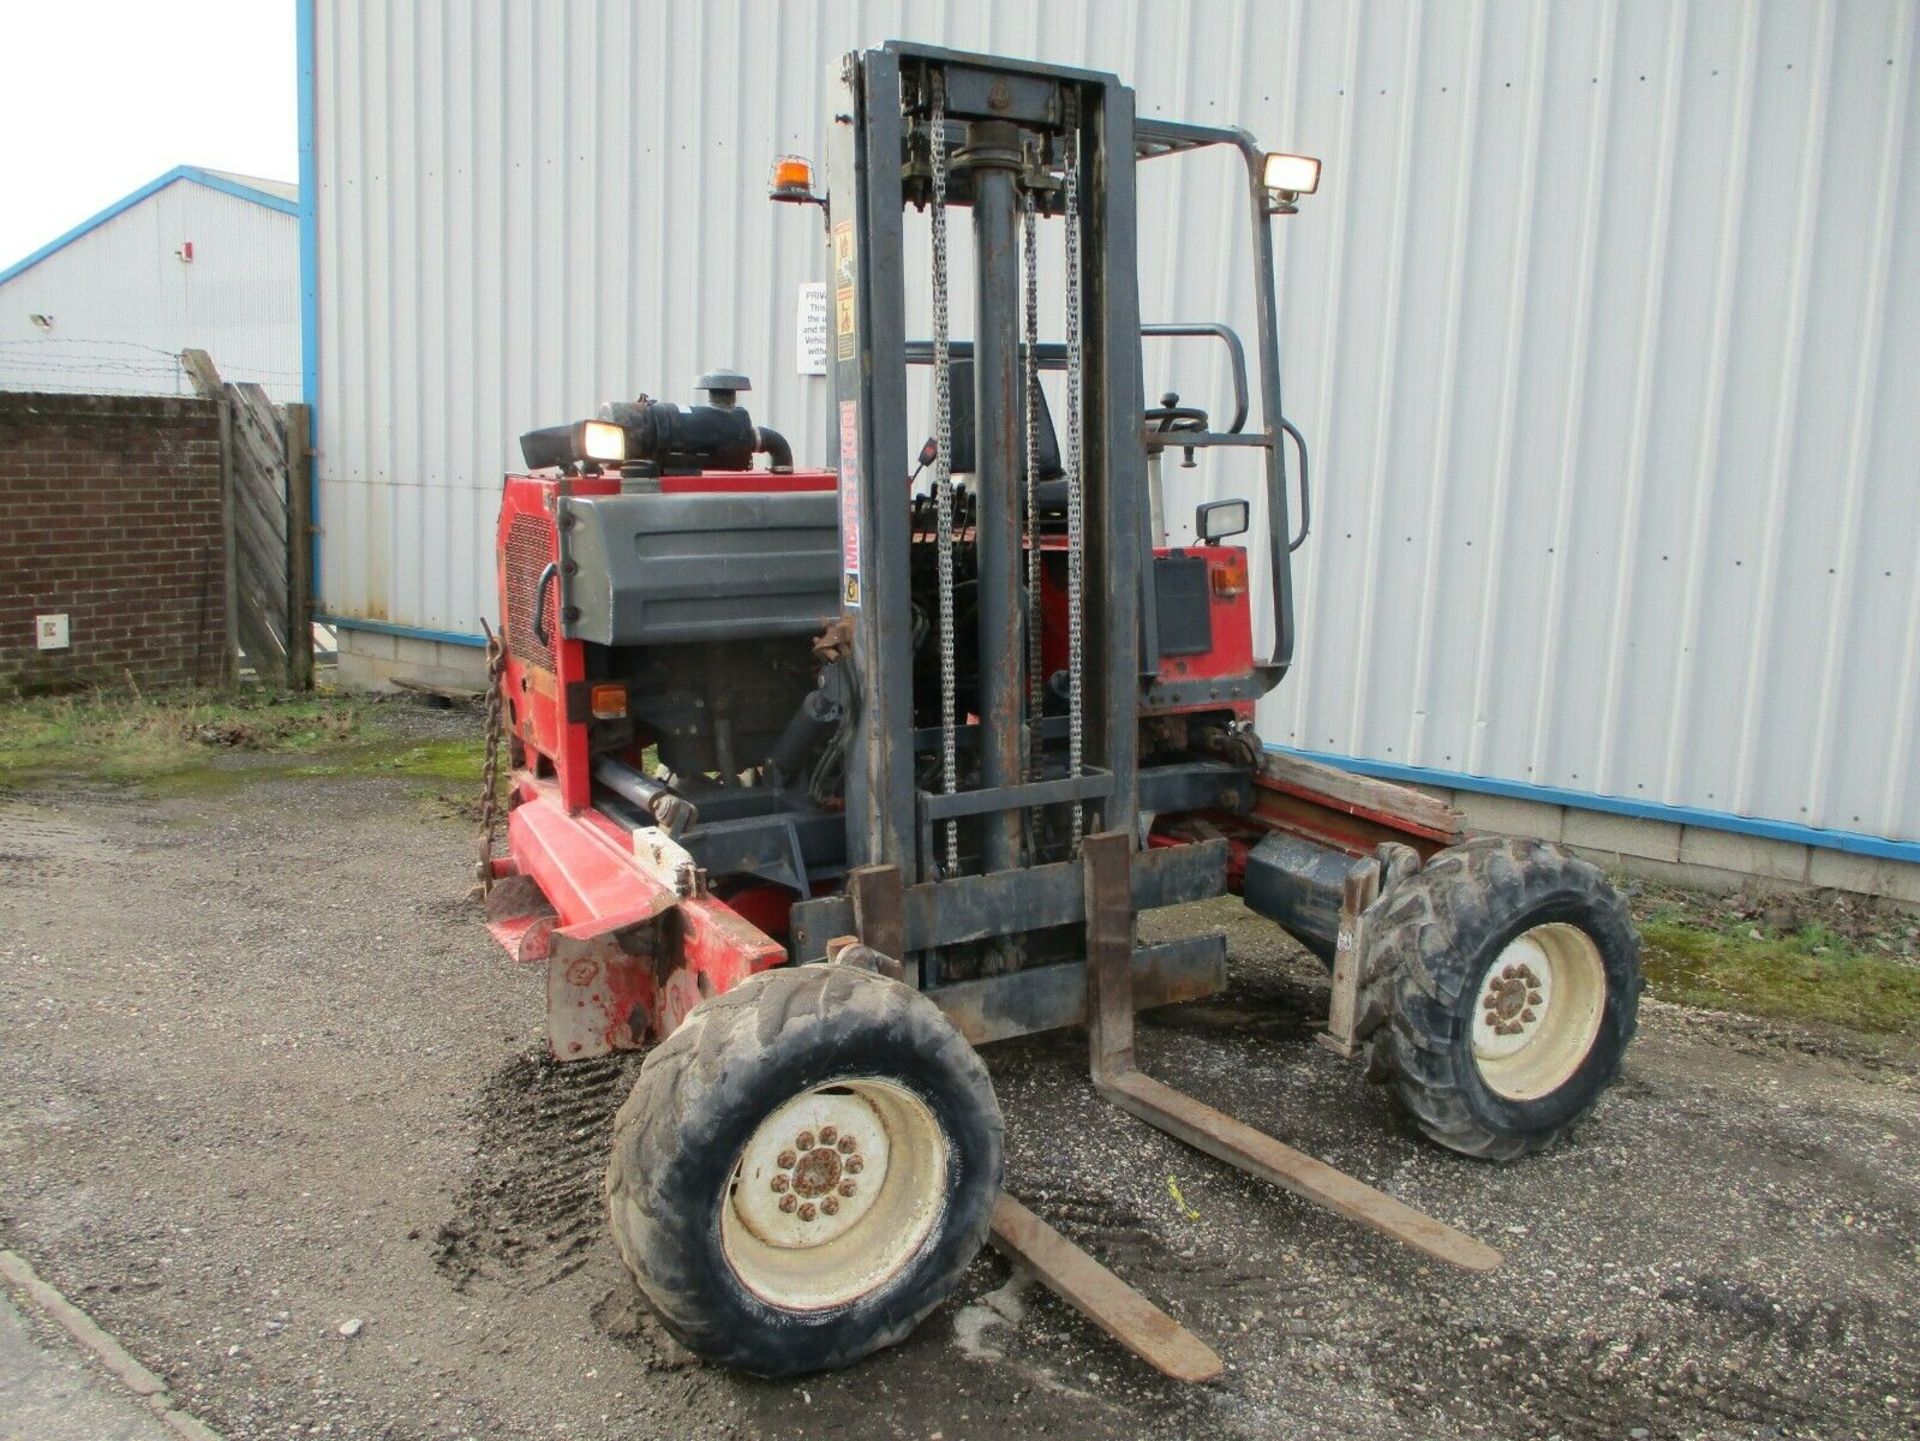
[
  {"xmin": 0, "ymin": 1290, "xmax": 179, "ymax": 1441},
  {"xmin": 1, "ymin": 731, "xmax": 1915, "ymax": 1439}
]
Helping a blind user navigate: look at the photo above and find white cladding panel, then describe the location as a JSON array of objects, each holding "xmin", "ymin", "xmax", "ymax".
[
  {"xmin": 313, "ymin": 0, "xmax": 1920, "ymax": 845},
  {"xmin": 0, "ymin": 181, "xmax": 300, "ymax": 401}
]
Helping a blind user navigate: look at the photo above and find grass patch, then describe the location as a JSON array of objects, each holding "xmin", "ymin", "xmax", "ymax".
[
  {"xmin": 290, "ymin": 736, "xmax": 484, "ymax": 785},
  {"xmin": 0, "ymin": 684, "xmax": 367, "ymax": 789},
  {"xmin": 0, "ymin": 680, "xmax": 491, "ymax": 817},
  {"xmin": 1639, "ymin": 909, "xmax": 1920, "ymax": 1036}
]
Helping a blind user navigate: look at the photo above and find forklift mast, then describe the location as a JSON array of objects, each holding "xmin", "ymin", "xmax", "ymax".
[{"xmin": 825, "ymin": 40, "xmax": 1296, "ymax": 895}]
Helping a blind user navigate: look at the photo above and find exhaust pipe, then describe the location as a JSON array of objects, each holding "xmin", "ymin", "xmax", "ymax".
[{"xmin": 755, "ymin": 426, "xmax": 793, "ymax": 473}]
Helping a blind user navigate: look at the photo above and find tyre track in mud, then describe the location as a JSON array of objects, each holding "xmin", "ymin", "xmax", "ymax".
[{"xmin": 434, "ymin": 1049, "xmax": 640, "ymax": 1293}]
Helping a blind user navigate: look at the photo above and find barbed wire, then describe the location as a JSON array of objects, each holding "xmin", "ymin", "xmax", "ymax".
[
  {"xmin": 0, "ymin": 337, "xmax": 301, "ymax": 374},
  {"xmin": 0, "ymin": 357, "xmax": 183, "ymax": 374},
  {"xmin": 0, "ymin": 337, "xmax": 187, "ymax": 357},
  {"xmin": 0, "ymin": 337, "xmax": 301, "ymax": 397}
]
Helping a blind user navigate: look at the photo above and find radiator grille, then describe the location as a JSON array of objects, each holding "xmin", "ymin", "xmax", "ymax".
[
  {"xmin": 1154, "ymin": 555, "xmax": 1214, "ymax": 657},
  {"xmin": 505, "ymin": 511, "xmax": 556, "ymax": 671}
]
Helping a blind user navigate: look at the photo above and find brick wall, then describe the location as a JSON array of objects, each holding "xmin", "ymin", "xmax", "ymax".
[{"xmin": 0, "ymin": 392, "xmax": 226, "ymax": 694}]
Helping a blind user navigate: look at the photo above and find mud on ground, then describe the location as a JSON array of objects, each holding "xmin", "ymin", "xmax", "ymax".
[{"xmin": 1, "ymin": 713, "xmax": 1916, "ymax": 1440}]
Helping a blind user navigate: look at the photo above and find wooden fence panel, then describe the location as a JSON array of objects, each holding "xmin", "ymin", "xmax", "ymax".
[{"xmin": 182, "ymin": 350, "xmax": 314, "ymax": 689}]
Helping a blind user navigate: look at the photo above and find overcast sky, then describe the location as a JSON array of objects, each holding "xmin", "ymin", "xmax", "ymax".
[{"xmin": 0, "ymin": 1, "xmax": 297, "ymax": 269}]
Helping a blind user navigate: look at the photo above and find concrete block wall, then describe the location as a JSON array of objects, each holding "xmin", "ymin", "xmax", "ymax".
[
  {"xmin": 1417, "ymin": 784, "xmax": 1920, "ymax": 908},
  {"xmin": 335, "ymin": 627, "xmax": 488, "ymax": 692},
  {"xmin": 0, "ymin": 392, "xmax": 226, "ymax": 694}
]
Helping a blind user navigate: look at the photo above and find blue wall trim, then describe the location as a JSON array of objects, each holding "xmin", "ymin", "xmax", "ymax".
[
  {"xmin": 0, "ymin": 166, "xmax": 297, "ymax": 287},
  {"xmin": 185, "ymin": 169, "xmax": 301, "ymax": 217},
  {"xmin": 296, "ymin": 0, "xmax": 323, "ymax": 612},
  {"xmin": 321, "ymin": 615, "xmax": 488, "ymax": 650},
  {"xmin": 1277, "ymin": 746, "xmax": 1920, "ymax": 866}
]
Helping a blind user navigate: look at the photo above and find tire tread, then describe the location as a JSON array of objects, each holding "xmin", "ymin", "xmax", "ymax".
[
  {"xmin": 605, "ymin": 965, "xmax": 1002, "ymax": 1376},
  {"xmin": 1370, "ymin": 838, "xmax": 1641, "ymax": 1161}
]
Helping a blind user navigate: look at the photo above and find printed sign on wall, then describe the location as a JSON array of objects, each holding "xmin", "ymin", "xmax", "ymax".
[{"xmin": 796, "ymin": 282, "xmax": 828, "ymax": 375}]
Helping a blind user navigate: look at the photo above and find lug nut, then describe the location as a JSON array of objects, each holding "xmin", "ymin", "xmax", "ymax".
[
  {"xmin": 770, "ymin": 1175, "xmax": 789, "ymax": 1193},
  {"xmin": 779, "ymin": 1194, "xmax": 798, "ymax": 1213},
  {"xmin": 818, "ymin": 1125, "xmax": 838, "ymax": 1145},
  {"xmin": 798, "ymin": 1202, "xmax": 817, "ymax": 1222},
  {"xmin": 822, "ymin": 1196, "xmax": 840, "ymax": 1216},
  {"xmin": 837, "ymin": 1135, "xmax": 857, "ymax": 1154},
  {"xmin": 796, "ymin": 1131, "xmax": 816, "ymax": 1151},
  {"xmin": 845, "ymin": 1157, "xmax": 864, "ymax": 1174},
  {"xmin": 777, "ymin": 1149, "xmax": 797, "ymax": 1169},
  {"xmin": 838, "ymin": 1179, "xmax": 857, "ymax": 1197},
  {"xmin": 1520, "ymin": 1008, "xmax": 1536, "ymax": 1024},
  {"xmin": 1528, "ymin": 990, "xmax": 1544, "ymax": 1006},
  {"xmin": 1502, "ymin": 965, "xmax": 1518, "ymax": 980}
]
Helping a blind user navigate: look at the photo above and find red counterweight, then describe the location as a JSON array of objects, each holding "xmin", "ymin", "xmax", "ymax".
[
  {"xmin": 488, "ymin": 465, "xmax": 834, "ymax": 1056},
  {"xmin": 496, "ymin": 471, "xmax": 621, "ymax": 812}
]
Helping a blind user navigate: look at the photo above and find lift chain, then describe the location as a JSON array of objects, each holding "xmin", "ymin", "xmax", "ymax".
[
  {"xmin": 1021, "ymin": 186, "xmax": 1043, "ymax": 804},
  {"xmin": 1062, "ymin": 92, "xmax": 1086, "ymax": 849},
  {"xmin": 470, "ymin": 618, "xmax": 508, "ymax": 900},
  {"xmin": 929, "ymin": 73, "xmax": 959, "ymax": 874}
]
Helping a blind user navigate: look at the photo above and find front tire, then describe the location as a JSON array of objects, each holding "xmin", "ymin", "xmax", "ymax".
[
  {"xmin": 605, "ymin": 964, "xmax": 1003, "ymax": 1376},
  {"xmin": 1370, "ymin": 837, "xmax": 1641, "ymax": 1161}
]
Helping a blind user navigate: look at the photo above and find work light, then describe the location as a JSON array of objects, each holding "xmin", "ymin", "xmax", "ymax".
[
  {"xmin": 1263, "ymin": 152, "xmax": 1321, "ymax": 214},
  {"xmin": 580, "ymin": 419, "xmax": 626, "ymax": 462},
  {"xmin": 517, "ymin": 418, "xmax": 628, "ymax": 472},
  {"xmin": 1263, "ymin": 152, "xmax": 1320, "ymax": 195}
]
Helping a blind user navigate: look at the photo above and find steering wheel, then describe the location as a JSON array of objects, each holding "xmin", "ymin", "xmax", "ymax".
[{"xmin": 1143, "ymin": 390, "xmax": 1209, "ymax": 434}]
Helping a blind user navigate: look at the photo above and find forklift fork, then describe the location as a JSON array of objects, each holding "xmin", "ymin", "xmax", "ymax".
[{"xmin": 987, "ymin": 832, "xmax": 1498, "ymax": 1382}]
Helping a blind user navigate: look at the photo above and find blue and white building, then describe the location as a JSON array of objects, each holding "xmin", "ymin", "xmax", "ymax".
[
  {"xmin": 0, "ymin": 166, "xmax": 301, "ymax": 402},
  {"xmin": 300, "ymin": 1, "xmax": 1920, "ymax": 900}
]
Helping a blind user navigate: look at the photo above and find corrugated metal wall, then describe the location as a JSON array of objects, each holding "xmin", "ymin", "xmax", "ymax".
[
  {"xmin": 311, "ymin": 0, "xmax": 1920, "ymax": 847},
  {"xmin": 1, "ymin": 182, "xmax": 300, "ymax": 401}
]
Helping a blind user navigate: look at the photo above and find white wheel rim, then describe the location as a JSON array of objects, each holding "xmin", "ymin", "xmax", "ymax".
[
  {"xmin": 720, "ymin": 1078, "xmax": 947, "ymax": 1311},
  {"xmin": 1470, "ymin": 923, "xmax": 1607, "ymax": 1102}
]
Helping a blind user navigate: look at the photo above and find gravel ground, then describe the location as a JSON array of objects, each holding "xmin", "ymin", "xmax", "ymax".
[{"xmin": 1, "ymin": 716, "xmax": 1916, "ymax": 1440}]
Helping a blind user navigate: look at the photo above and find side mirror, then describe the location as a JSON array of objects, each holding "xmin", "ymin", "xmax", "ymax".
[{"xmin": 1196, "ymin": 499, "xmax": 1250, "ymax": 543}]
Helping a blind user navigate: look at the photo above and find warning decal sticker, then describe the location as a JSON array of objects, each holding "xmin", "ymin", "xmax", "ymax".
[
  {"xmin": 838, "ymin": 399, "xmax": 861, "ymax": 608},
  {"xmin": 833, "ymin": 222, "xmax": 856, "ymax": 361}
]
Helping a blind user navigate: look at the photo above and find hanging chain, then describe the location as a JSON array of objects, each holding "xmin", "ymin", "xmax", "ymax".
[
  {"xmin": 1062, "ymin": 94, "xmax": 1087, "ymax": 850},
  {"xmin": 1021, "ymin": 187, "xmax": 1043, "ymax": 806},
  {"xmin": 929, "ymin": 74, "xmax": 959, "ymax": 874},
  {"xmin": 470, "ymin": 617, "xmax": 508, "ymax": 899}
]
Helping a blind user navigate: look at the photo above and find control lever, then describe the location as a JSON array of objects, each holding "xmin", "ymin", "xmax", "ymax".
[{"xmin": 1143, "ymin": 391, "xmax": 1208, "ymax": 469}]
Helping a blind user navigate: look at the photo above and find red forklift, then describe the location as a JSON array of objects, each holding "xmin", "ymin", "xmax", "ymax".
[{"xmin": 478, "ymin": 42, "xmax": 1641, "ymax": 1380}]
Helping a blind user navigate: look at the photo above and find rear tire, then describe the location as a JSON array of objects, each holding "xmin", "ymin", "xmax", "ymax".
[
  {"xmin": 605, "ymin": 964, "xmax": 1003, "ymax": 1376},
  {"xmin": 1369, "ymin": 837, "xmax": 1641, "ymax": 1161}
]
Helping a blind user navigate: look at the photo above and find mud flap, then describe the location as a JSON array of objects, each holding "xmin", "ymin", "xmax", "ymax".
[
  {"xmin": 485, "ymin": 872, "xmax": 672, "ymax": 1059},
  {"xmin": 484, "ymin": 875, "xmax": 557, "ymax": 963},
  {"xmin": 546, "ymin": 915, "xmax": 670, "ymax": 1061}
]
